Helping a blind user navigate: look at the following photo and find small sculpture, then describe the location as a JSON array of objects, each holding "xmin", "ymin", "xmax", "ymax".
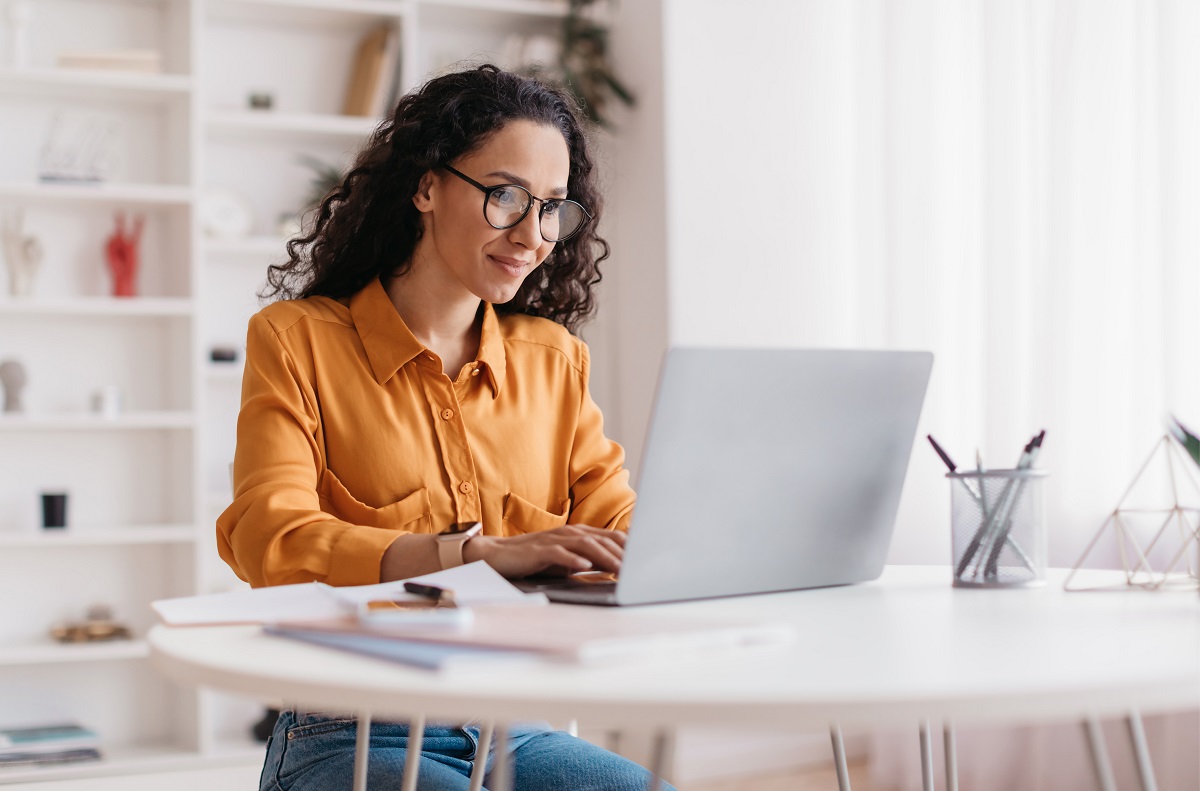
[
  {"xmin": 1, "ymin": 210, "xmax": 43, "ymax": 297},
  {"xmin": 105, "ymin": 212, "xmax": 144, "ymax": 298},
  {"xmin": 50, "ymin": 605, "xmax": 132, "ymax": 643},
  {"xmin": 0, "ymin": 359, "xmax": 27, "ymax": 413}
]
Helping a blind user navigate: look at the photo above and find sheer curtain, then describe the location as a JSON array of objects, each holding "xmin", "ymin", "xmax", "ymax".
[
  {"xmin": 655, "ymin": 0, "xmax": 1197, "ymax": 787},
  {"xmin": 842, "ymin": 1, "xmax": 1199, "ymax": 788},
  {"xmin": 783, "ymin": 0, "xmax": 1200, "ymax": 571}
]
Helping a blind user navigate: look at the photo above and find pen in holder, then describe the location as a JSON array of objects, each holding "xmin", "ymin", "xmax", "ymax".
[{"xmin": 948, "ymin": 468, "xmax": 1048, "ymax": 588}]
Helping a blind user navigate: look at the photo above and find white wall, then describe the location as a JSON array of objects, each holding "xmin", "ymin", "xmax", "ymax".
[{"xmin": 587, "ymin": 0, "xmax": 670, "ymax": 476}]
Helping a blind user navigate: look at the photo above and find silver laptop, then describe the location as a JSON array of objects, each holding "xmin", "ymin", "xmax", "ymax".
[{"xmin": 516, "ymin": 347, "xmax": 933, "ymax": 606}]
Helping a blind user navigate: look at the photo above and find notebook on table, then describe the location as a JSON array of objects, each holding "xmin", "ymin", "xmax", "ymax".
[{"xmin": 515, "ymin": 347, "xmax": 933, "ymax": 606}]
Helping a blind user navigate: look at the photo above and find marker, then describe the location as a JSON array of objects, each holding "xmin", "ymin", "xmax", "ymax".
[
  {"xmin": 404, "ymin": 582, "xmax": 456, "ymax": 606},
  {"xmin": 927, "ymin": 435, "xmax": 958, "ymax": 472},
  {"xmin": 982, "ymin": 430, "xmax": 1046, "ymax": 579}
]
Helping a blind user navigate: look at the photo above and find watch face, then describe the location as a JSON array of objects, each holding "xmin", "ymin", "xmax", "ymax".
[{"xmin": 441, "ymin": 522, "xmax": 480, "ymax": 537}]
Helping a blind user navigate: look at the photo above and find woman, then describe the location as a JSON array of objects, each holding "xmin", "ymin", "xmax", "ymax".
[{"xmin": 217, "ymin": 65, "xmax": 675, "ymax": 791}]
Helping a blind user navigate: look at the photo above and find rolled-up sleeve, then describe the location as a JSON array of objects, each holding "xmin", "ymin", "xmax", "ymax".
[
  {"xmin": 216, "ymin": 314, "xmax": 398, "ymax": 588},
  {"xmin": 565, "ymin": 344, "xmax": 636, "ymax": 532}
]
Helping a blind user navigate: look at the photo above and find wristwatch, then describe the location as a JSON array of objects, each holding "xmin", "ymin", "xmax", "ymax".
[{"xmin": 436, "ymin": 522, "xmax": 482, "ymax": 570}]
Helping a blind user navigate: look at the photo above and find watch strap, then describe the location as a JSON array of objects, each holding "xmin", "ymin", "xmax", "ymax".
[{"xmin": 436, "ymin": 523, "xmax": 481, "ymax": 570}]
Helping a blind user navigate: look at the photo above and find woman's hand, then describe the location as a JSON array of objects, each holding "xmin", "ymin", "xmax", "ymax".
[{"xmin": 462, "ymin": 525, "xmax": 625, "ymax": 579}]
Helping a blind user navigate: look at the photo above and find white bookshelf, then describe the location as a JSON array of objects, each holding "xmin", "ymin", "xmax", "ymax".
[
  {"xmin": 0, "ymin": 298, "xmax": 194, "ymax": 317},
  {"xmin": 0, "ymin": 412, "xmax": 196, "ymax": 431},
  {"xmin": 0, "ymin": 182, "xmax": 194, "ymax": 207},
  {"xmin": 0, "ymin": 640, "xmax": 152, "ymax": 667},
  {"xmin": 0, "ymin": 526, "xmax": 196, "ymax": 548},
  {"xmin": 203, "ymin": 234, "xmax": 289, "ymax": 256},
  {"xmin": 0, "ymin": 0, "xmax": 576, "ymax": 786},
  {"xmin": 206, "ymin": 109, "xmax": 379, "ymax": 141},
  {"xmin": 0, "ymin": 67, "xmax": 192, "ymax": 102}
]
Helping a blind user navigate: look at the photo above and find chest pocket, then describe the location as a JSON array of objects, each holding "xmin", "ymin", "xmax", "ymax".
[
  {"xmin": 318, "ymin": 468, "xmax": 433, "ymax": 533},
  {"xmin": 502, "ymin": 492, "xmax": 570, "ymax": 535}
]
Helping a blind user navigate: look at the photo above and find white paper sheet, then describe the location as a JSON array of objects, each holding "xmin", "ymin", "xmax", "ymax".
[{"xmin": 152, "ymin": 562, "xmax": 545, "ymax": 626}]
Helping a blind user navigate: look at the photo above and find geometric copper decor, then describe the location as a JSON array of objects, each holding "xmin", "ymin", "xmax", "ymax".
[{"xmin": 1064, "ymin": 435, "xmax": 1200, "ymax": 592}]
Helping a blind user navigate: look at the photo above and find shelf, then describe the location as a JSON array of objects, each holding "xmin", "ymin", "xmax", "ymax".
[
  {"xmin": 0, "ymin": 743, "xmax": 262, "ymax": 785},
  {"xmin": 0, "ymin": 298, "xmax": 193, "ymax": 318},
  {"xmin": 0, "ymin": 67, "xmax": 191, "ymax": 103},
  {"xmin": 420, "ymin": 0, "xmax": 569, "ymax": 19},
  {"xmin": 205, "ymin": 235, "xmax": 293, "ymax": 257},
  {"xmin": 0, "ymin": 182, "xmax": 193, "ymax": 208},
  {"xmin": 207, "ymin": 363, "xmax": 245, "ymax": 381},
  {"xmin": 207, "ymin": 0, "xmax": 410, "ymax": 29},
  {"xmin": 0, "ymin": 639, "xmax": 150, "ymax": 667},
  {"xmin": 207, "ymin": 109, "xmax": 381, "ymax": 141},
  {"xmin": 0, "ymin": 412, "xmax": 195, "ymax": 431},
  {"xmin": 0, "ymin": 526, "xmax": 196, "ymax": 548}
]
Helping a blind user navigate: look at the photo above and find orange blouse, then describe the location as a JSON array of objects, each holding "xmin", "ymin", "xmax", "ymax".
[{"xmin": 217, "ymin": 278, "xmax": 634, "ymax": 588}]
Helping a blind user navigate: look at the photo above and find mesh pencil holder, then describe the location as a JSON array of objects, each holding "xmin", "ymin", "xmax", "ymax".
[{"xmin": 948, "ymin": 469, "xmax": 1048, "ymax": 588}]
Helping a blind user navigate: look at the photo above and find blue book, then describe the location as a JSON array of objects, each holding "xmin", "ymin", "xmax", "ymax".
[{"xmin": 0, "ymin": 724, "xmax": 98, "ymax": 755}]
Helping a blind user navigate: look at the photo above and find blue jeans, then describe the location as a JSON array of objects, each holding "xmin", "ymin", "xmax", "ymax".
[{"xmin": 260, "ymin": 710, "xmax": 676, "ymax": 791}]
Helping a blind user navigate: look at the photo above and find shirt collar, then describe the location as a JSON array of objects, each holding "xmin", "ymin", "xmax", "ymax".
[{"xmin": 351, "ymin": 278, "xmax": 507, "ymax": 397}]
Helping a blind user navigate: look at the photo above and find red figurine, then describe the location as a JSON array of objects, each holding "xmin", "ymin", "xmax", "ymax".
[{"xmin": 105, "ymin": 212, "xmax": 144, "ymax": 298}]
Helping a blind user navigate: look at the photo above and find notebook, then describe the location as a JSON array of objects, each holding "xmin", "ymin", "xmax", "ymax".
[{"xmin": 516, "ymin": 347, "xmax": 933, "ymax": 606}]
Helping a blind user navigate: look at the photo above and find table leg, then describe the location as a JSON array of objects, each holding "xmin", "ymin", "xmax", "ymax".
[
  {"xmin": 943, "ymin": 722, "xmax": 958, "ymax": 791},
  {"xmin": 919, "ymin": 720, "xmax": 935, "ymax": 791},
  {"xmin": 830, "ymin": 724, "xmax": 852, "ymax": 791},
  {"xmin": 468, "ymin": 720, "xmax": 494, "ymax": 791},
  {"xmin": 645, "ymin": 729, "xmax": 672, "ymax": 791},
  {"xmin": 1083, "ymin": 717, "xmax": 1117, "ymax": 791},
  {"xmin": 1126, "ymin": 710, "xmax": 1159, "ymax": 791},
  {"xmin": 401, "ymin": 714, "xmax": 425, "ymax": 791},
  {"xmin": 491, "ymin": 723, "xmax": 512, "ymax": 791},
  {"xmin": 353, "ymin": 711, "xmax": 371, "ymax": 791}
]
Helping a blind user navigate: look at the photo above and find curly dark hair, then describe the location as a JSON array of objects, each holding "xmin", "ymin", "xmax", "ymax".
[{"xmin": 262, "ymin": 64, "xmax": 609, "ymax": 333}]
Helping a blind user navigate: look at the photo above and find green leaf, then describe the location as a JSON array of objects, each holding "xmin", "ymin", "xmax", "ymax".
[{"xmin": 1168, "ymin": 415, "xmax": 1200, "ymax": 467}]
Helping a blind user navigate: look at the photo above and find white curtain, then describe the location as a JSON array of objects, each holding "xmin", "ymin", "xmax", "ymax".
[
  {"xmin": 766, "ymin": 0, "xmax": 1200, "ymax": 571},
  {"xmin": 836, "ymin": 1, "xmax": 1200, "ymax": 788},
  {"xmin": 654, "ymin": 0, "xmax": 1198, "ymax": 788}
]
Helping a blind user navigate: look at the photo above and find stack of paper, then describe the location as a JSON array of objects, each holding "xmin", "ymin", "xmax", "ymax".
[
  {"xmin": 153, "ymin": 563, "xmax": 794, "ymax": 672},
  {"xmin": 268, "ymin": 606, "xmax": 794, "ymax": 670}
]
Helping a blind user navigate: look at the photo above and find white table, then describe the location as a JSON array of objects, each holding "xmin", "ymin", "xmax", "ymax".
[{"xmin": 149, "ymin": 567, "xmax": 1199, "ymax": 790}]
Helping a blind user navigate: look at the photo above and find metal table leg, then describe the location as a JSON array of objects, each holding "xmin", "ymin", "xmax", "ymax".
[
  {"xmin": 919, "ymin": 720, "xmax": 935, "ymax": 791},
  {"xmin": 1084, "ymin": 717, "xmax": 1118, "ymax": 791},
  {"xmin": 646, "ymin": 729, "xmax": 671, "ymax": 791},
  {"xmin": 468, "ymin": 720, "xmax": 494, "ymax": 791},
  {"xmin": 491, "ymin": 723, "xmax": 512, "ymax": 791},
  {"xmin": 353, "ymin": 711, "xmax": 371, "ymax": 791},
  {"xmin": 943, "ymin": 722, "xmax": 959, "ymax": 791},
  {"xmin": 1126, "ymin": 710, "xmax": 1159, "ymax": 791},
  {"xmin": 830, "ymin": 724, "xmax": 852, "ymax": 791},
  {"xmin": 401, "ymin": 715, "xmax": 425, "ymax": 791}
]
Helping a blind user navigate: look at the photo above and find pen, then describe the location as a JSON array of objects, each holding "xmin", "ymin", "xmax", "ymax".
[
  {"xmin": 929, "ymin": 433, "xmax": 985, "ymax": 502},
  {"xmin": 403, "ymin": 582, "xmax": 456, "ymax": 606},
  {"xmin": 982, "ymin": 430, "xmax": 1045, "ymax": 579},
  {"xmin": 971, "ymin": 430, "xmax": 1042, "ymax": 580},
  {"xmin": 927, "ymin": 435, "xmax": 958, "ymax": 472}
]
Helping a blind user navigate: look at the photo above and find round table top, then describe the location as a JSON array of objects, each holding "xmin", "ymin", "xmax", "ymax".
[{"xmin": 149, "ymin": 566, "xmax": 1199, "ymax": 730}]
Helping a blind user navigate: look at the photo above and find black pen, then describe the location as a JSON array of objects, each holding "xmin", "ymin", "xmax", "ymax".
[
  {"xmin": 404, "ymin": 581, "xmax": 456, "ymax": 606},
  {"xmin": 927, "ymin": 435, "xmax": 958, "ymax": 472}
]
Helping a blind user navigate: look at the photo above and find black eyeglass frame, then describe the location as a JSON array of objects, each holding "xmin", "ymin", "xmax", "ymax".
[{"xmin": 440, "ymin": 163, "xmax": 592, "ymax": 243}]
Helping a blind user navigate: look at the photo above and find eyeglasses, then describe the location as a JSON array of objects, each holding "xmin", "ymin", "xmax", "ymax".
[{"xmin": 441, "ymin": 164, "xmax": 591, "ymax": 243}]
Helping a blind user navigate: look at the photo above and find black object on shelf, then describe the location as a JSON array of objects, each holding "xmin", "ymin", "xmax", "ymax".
[
  {"xmin": 41, "ymin": 492, "xmax": 67, "ymax": 529},
  {"xmin": 210, "ymin": 347, "xmax": 238, "ymax": 363}
]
